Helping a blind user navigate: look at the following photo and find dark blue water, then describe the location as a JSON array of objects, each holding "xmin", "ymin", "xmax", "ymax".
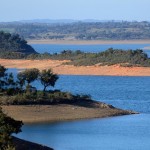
[
  {"xmin": 16, "ymin": 75, "xmax": 150, "ymax": 150},
  {"xmin": 15, "ymin": 44, "xmax": 150, "ymax": 150},
  {"xmin": 31, "ymin": 44, "xmax": 150, "ymax": 55}
]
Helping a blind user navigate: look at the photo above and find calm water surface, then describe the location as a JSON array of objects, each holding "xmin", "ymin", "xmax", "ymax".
[
  {"xmin": 31, "ymin": 43, "xmax": 150, "ymax": 55},
  {"xmin": 17, "ymin": 114, "xmax": 150, "ymax": 150},
  {"xmin": 15, "ymin": 44, "xmax": 150, "ymax": 150},
  {"xmin": 16, "ymin": 75, "xmax": 150, "ymax": 150}
]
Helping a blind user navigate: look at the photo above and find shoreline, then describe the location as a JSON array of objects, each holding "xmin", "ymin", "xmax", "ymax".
[
  {"xmin": 1, "ymin": 59, "xmax": 150, "ymax": 76},
  {"xmin": 28, "ymin": 39, "xmax": 150, "ymax": 45},
  {"xmin": 3, "ymin": 101, "xmax": 137, "ymax": 149},
  {"xmin": 2, "ymin": 102, "xmax": 137, "ymax": 124}
]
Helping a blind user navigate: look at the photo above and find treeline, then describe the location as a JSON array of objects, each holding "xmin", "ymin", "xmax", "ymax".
[
  {"xmin": 1, "ymin": 21, "xmax": 150, "ymax": 40},
  {"xmin": 65, "ymin": 49, "xmax": 150, "ymax": 67},
  {"xmin": 26, "ymin": 49, "xmax": 150, "ymax": 67},
  {"xmin": 0, "ymin": 31, "xmax": 37, "ymax": 58}
]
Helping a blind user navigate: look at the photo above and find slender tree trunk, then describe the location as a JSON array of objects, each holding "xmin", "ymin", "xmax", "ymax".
[{"xmin": 43, "ymin": 86, "xmax": 46, "ymax": 92}]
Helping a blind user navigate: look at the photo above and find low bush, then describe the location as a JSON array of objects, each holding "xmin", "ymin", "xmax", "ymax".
[{"xmin": 0, "ymin": 91, "xmax": 92, "ymax": 105}]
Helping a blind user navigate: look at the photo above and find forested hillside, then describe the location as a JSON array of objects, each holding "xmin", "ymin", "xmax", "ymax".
[
  {"xmin": 0, "ymin": 31, "xmax": 37, "ymax": 58},
  {"xmin": 0, "ymin": 21, "xmax": 150, "ymax": 40}
]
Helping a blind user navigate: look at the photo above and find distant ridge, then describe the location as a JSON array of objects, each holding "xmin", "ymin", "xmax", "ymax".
[
  {"xmin": 19, "ymin": 19, "xmax": 78, "ymax": 24},
  {"xmin": 0, "ymin": 19, "xmax": 123, "ymax": 24},
  {"xmin": 1, "ymin": 21, "xmax": 150, "ymax": 41}
]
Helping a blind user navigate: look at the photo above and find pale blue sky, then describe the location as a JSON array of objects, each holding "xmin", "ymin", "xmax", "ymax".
[{"xmin": 0, "ymin": 0, "xmax": 150, "ymax": 22}]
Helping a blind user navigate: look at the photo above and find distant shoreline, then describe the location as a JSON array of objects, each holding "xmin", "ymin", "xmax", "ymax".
[{"xmin": 28, "ymin": 39, "xmax": 150, "ymax": 45}]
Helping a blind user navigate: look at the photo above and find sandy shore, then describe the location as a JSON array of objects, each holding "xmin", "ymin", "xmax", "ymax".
[
  {"xmin": 2, "ymin": 103, "xmax": 136, "ymax": 123},
  {"xmin": 1, "ymin": 59, "xmax": 150, "ymax": 76},
  {"xmin": 28, "ymin": 39, "xmax": 150, "ymax": 45}
]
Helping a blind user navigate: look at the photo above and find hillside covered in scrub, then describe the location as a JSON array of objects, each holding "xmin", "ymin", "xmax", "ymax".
[
  {"xmin": 27, "ymin": 49, "xmax": 150, "ymax": 67},
  {"xmin": 0, "ymin": 31, "xmax": 37, "ymax": 58}
]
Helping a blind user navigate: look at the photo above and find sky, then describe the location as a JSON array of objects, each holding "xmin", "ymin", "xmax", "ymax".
[{"xmin": 0, "ymin": 0, "xmax": 150, "ymax": 22}]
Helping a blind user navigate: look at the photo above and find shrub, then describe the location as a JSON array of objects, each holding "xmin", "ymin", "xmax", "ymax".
[{"xmin": 0, "ymin": 107, "xmax": 23, "ymax": 150}]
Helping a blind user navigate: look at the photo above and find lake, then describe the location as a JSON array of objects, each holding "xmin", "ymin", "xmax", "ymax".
[
  {"xmin": 16, "ymin": 44, "xmax": 150, "ymax": 150},
  {"xmin": 17, "ymin": 114, "xmax": 150, "ymax": 150},
  {"xmin": 31, "ymin": 43, "xmax": 150, "ymax": 55}
]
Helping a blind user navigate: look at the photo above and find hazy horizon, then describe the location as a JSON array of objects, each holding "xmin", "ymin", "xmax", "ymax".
[
  {"xmin": 0, "ymin": 0, "xmax": 150, "ymax": 22},
  {"xmin": 0, "ymin": 19, "xmax": 149, "ymax": 23}
]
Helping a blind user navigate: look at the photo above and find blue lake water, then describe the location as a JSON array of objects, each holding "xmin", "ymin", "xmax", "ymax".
[
  {"xmin": 31, "ymin": 43, "xmax": 150, "ymax": 55},
  {"xmin": 15, "ymin": 44, "xmax": 150, "ymax": 150},
  {"xmin": 17, "ymin": 114, "xmax": 150, "ymax": 150},
  {"xmin": 16, "ymin": 75, "xmax": 150, "ymax": 150}
]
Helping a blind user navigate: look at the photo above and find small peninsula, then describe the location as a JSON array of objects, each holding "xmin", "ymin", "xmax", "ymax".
[
  {"xmin": 0, "ymin": 65, "xmax": 137, "ymax": 123},
  {"xmin": 2, "ymin": 103, "xmax": 136, "ymax": 124}
]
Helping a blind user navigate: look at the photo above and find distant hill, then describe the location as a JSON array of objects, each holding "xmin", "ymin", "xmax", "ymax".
[
  {"xmin": 0, "ymin": 21, "xmax": 150, "ymax": 40},
  {"xmin": 19, "ymin": 19, "xmax": 78, "ymax": 24},
  {"xmin": 0, "ymin": 31, "xmax": 37, "ymax": 58},
  {"xmin": 3, "ymin": 19, "xmax": 116, "ymax": 24}
]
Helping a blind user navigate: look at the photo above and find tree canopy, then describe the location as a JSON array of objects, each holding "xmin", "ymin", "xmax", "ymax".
[{"xmin": 39, "ymin": 69, "xmax": 59, "ymax": 92}]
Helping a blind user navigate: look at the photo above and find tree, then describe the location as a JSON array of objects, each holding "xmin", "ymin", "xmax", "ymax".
[
  {"xmin": 17, "ymin": 72, "xmax": 26, "ymax": 91},
  {"xmin": 0, "ymin": 107, "xmax": 23, "ymax": 150},
  {"xmin": 0, "ymin": 65, "xmax": 7, "ymax": 78},
  {"xmin": 18, "ymin": 68, "xmax": 39, "ymax": 88},
  {"xmin": 7, "ymin": 73, "xmax": 16, "ymax": 88},
  {"xmin": 39, "ymin": 69, "xmax": 59, "ymax": 92}
]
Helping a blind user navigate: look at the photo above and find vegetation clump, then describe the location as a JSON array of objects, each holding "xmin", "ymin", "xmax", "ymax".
[{"xmin": 0, "ymin": 65, "xmax": 91, "ymax": 105}]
